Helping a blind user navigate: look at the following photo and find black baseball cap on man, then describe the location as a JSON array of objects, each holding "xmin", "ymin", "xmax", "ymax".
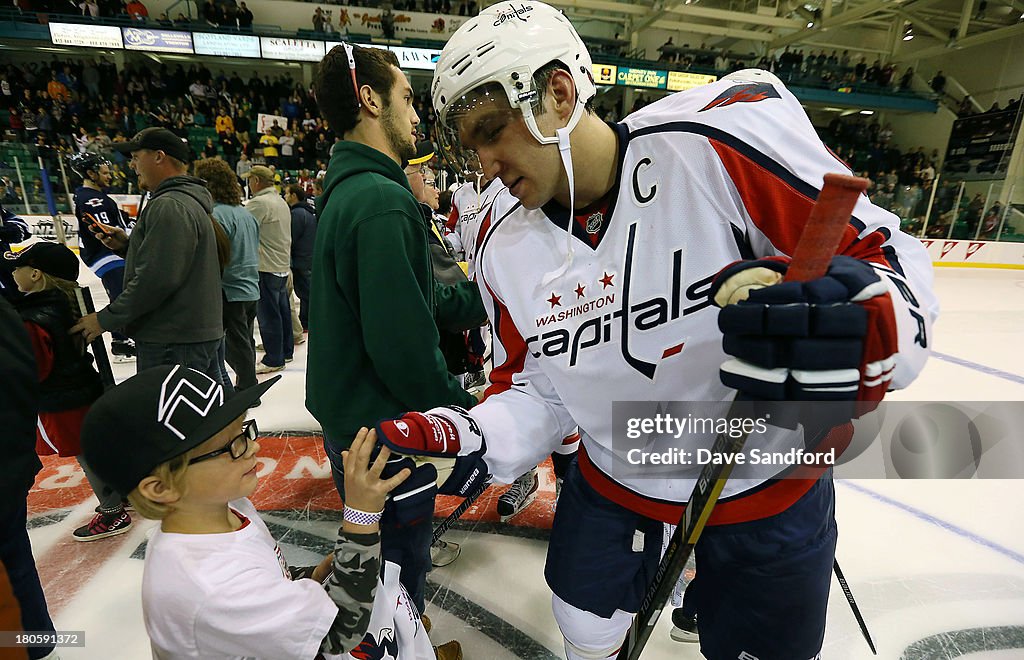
[
  {"xmin": 3, "ymin": 241, "xmax": 79, "ymax": 281},
  {"xmin": 403, "ymin": 140, "xmax": 435, "ymax": 169},
  {"xmin": 113, "ymin": 127, "xmax": 191, "ymax": 163},
  {"xmin": 81, "ymin": 365, "xmax": 279, "ymax": 495}
]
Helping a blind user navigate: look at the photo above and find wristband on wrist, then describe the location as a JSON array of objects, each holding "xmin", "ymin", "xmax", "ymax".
[{"xmin": 343, "ymin": 505, "xmax": 383, "ymax": 526}]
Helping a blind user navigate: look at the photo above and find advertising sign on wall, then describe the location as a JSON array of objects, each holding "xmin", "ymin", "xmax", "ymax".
[
  {"xmin": 337, "ymin": 7, "xmax": 465, "ymax": 39},
  {"xmin": 592, "ymin": 64, "xmax": 618, "ymax": 86},
  {"xmin": 49, "ymin": 23, "xmax": 123, "ymax": 49},
  {"xmin": 390, "ymin": 46, "xmax": 440, "ymax": 70},
  {"xmin": 616, "ymin": 67, "xmax": 668, "ymax": 89},
  {"xmin": 122, "ymin": 27, "xmax": 193, "ymax": 54},
  {"xmin": 260, "ymin": 37, "xmax": 325, "ymax": 61},
  {"xmin": 193, "ymin": 32, "xmax": 261, "ymax": 58},
  {"xmin": 667, "ymin": 71, "xmax": 717, "ymax": 92}
]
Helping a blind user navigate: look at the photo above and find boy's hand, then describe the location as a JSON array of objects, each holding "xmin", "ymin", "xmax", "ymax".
[
  {"xmin": 341, "ymin": 428, "xmax": 410, "ymax": 514},
  {"xmin": 311, "ymin": 553, "xmax": 334, "ymax": 583}
]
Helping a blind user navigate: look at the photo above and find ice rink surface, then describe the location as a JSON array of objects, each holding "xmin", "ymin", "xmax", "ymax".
[{"xmin": 23, "ymin": 265, "xmax": 1024, "ymax": 660}]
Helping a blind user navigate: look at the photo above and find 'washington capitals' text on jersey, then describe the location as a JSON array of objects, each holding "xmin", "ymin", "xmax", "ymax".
[{"xmin": 465, "ymin": 76, "xmax": 939, "ymax": 526}]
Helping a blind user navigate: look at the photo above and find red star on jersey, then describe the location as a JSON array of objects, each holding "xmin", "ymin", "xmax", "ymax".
[
  {"xmin": 547, "ymin": 292, "xmax": 562, "ymax": 308},
  {"xmin": 600, "ymin": 272, "xmax": 615, "ymax": 289},
  {"xmin": 574, "ymin": 283, "xmax": 586, "ymax": 299}
]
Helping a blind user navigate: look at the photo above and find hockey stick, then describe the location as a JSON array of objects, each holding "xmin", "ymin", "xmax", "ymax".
[
  {"xmin": 834, "ymin": 559, "xmax": 877, "ymax": 654},
  {"xmin": 432, "ymin": 477, "xmax": 490, "ymax": 544},
  {"xmin": 616, "ymin": 172, "xmax": 870, "ymax": 660},
  {"xmin": 74, "ymin": 286, "xmax": 115, "ymax": 392}
]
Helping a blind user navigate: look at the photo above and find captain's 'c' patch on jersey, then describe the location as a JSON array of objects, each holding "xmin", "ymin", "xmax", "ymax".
[{"xmin": 699, "ymin": 83, "xmax": 781, "ymax": 112}]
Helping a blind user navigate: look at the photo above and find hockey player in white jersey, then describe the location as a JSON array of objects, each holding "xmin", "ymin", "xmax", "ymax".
[{"xmin": 376, "ymin": 3, "xmax": 938, "ymax": 659}]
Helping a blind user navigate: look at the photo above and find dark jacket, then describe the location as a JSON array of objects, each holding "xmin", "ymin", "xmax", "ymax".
[
  {"xmin": 15, "ymin": 289, "xmax": 102, "ymax": 412},
  {"xmin": 98, "ymin": 175, "xmax": 223, "ymax": 344},
  {"xmin": 289, "ymin": 201, "xmax": 317, "ymax": 272},
  {"xmin": 0, "ymin": 203, "xmax": 31, "ymax": 300},
  {"xmin": 307, "ymin": 141, "xmax": 485, "ymax": 445},
  {"xmin": 0, "ymin": 295, "xmax": 42, "ymax": 516}
]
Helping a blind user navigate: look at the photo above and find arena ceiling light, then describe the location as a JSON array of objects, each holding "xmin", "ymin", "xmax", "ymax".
[{"xmin": 903, "ymin": 21, "xmax": 915, "ymax": 41}]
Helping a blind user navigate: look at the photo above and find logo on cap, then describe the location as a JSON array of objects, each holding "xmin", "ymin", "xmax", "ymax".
[{"xmin": 157, "ymin": 366, "xmax": 224, "ymax": 440}]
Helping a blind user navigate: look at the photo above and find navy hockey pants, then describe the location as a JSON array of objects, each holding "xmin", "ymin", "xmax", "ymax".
[{"xmin": 546, "ymin": 461, "xmax": 836, "ymax": 660}]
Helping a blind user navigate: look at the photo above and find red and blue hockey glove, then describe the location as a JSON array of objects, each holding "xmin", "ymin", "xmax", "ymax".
[
  {"xmin": 376, "ymin": 407, "xmax": 490, "ymax": 498},
  {"xmin": 710, "ymin": 255, "xmax": 898, "ymax": 410}
]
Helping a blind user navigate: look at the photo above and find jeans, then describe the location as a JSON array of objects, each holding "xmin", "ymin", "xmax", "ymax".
[
  {"xmin": 213, "ymin": 339, "xmax": 236, "ymax": 397},
  {"xmin": 136, "ymin": 339, "xmax": 225, "ymax": 386},
  {"xmin": 223, "ymin": 298, "xmax": 258, "ymax": 391},
  {"xmin": 100, "ymin": 266, "xmax": 128, "ymax": 342},
  {"xmin": 77, "ymin": 456, "xmax": 123, "ymax": 513},
  {"xmin": 0, "ymin": 504, "xmax": 56, "ymax": 660},
  {"xmin": 323, "ymin": 438, "xmax": 432, "ymax": 614},
  {"xmin": 256, "ymin": 272, "xmax": 293, "ymax": 368},
  {"xmin": 291, "ymin": 267, "xmax": 312, "ymax": 331}
]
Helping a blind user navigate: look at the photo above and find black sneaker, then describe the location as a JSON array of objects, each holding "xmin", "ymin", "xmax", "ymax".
[
  {"xmin": 73, "ymin": 509, "xmax": 132, "ymax": 542},
  {"xmin": 669, "ymin": 607, "xmax": 698, "ymax": 643}
]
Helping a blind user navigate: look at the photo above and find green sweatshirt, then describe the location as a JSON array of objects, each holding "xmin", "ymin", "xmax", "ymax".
[{"xmin": 306, "ymin": 141, "xmax": 486, "ymax": 446}]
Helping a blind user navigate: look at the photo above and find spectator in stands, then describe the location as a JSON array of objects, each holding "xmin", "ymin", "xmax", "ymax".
[
  {"xmin": 279, "ymin": 129, "xmax": 296, "ymax": 170},
  {"xmin": 220, "ymin": 130, "xmax": 240, "ymax": 160},
  {"xmin": 158, "ymin": 12, "xmax": 172, "ymax": 25},
  {"xmin": 658, "ymin": 37, "xmax": 674, "ymax": 62},
  {"xmin": 196, "ymin": 157, "xmax": 261, "ymax": 396},
  {"xmin": 381, "ymin": 7, "xmax": 396, "ymax": 39},
  {"xmin": 203, "ymin": 0, "xmax": 220, "ymax": 26},
  {"xmin": 259, "ymin": 128, "xmax": 279, "ymax": 166},
  {"xmin": 236, "ymin": 152, "xmax": 252, "ymax": 182},
  {"xmin": 312, "ymin": 7, "xmax": 325, "ymax": 31},
  {"xmin": 126, "ymin": 0, "xmax": 148, "ymax": 20},
  {"xmin": 899, "ymin": 67, "xmax": 914, "ymax": 91},
  {"xmin": 285, "ymin": 184, "xmax": 316, "ymax": 335},
  {"xmin": 174, "ymin": 12, "xmax": 190, "ymax": 25},
  {"xmin": 930, "ymin": 70, "xmax": 946, "ymax": 95},
  {"xmin": 237, "ymin": 2, "xmax": 253, "ymax": 30},
  {"xmin": 80, "ymin": 0, "xmax": 100, "ymax": 17},
  {"xmin": 216, "ymin": 108, "xmax": 234, "ymax": 136},
  {"xmin": 242, "ymin": 165, "xmax": 292, "ymax": 374},
  {"xmin": 47, "ymin": 74, "xmax": 70, "ymax": 103},
  {"xmin": 70, "ymin": 128, "xmax": 227, "ymax": 382},
  {"xmin": 203, "ymin": 137, "xmax": 218, "ymax": 159}
]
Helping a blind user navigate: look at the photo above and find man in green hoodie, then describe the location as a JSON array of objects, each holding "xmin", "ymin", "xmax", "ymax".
[{"xmin": 309, "ymin": 44, "xmax": 486, "ymax": 616}]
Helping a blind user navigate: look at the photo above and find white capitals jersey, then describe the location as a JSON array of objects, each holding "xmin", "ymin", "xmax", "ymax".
[
  {"xmin": 448, "ymin": 177, "xmax": 506, "ymax": 278},
  {"xmin": 466, "ymin": 76, "xmax": 938, "ymax": 524}
]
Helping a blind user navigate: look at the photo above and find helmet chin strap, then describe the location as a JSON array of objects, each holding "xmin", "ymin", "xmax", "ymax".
[{"xmin": 540, "ymin": 125, "xmax": 576, "ymax": 288}]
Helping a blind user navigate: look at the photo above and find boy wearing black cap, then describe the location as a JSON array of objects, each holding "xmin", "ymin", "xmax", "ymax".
[
  {"xmin": 5, "ymin": 242, "xmax": 127, "ymax": 542},
  {"xmin": 80, "ymin": 365, "xmax": 433, "ymax": 659}
]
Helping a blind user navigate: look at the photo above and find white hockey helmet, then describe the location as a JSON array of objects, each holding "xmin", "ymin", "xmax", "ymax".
[{"xmin": 431, "ymin": 1, "xmax": 596, "ymax": 173}]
